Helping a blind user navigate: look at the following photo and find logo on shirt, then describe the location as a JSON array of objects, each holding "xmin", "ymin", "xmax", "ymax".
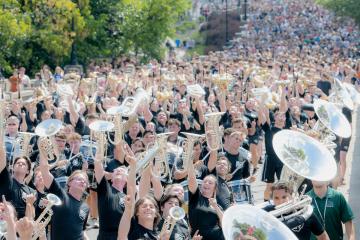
[
  {"xmin": 79, "ymin": 209, "xmax": 87, "ymax": 221},
  {"xmin": 326, "ymin": 200, "xmax": 334, "ymax": 208},
  {"xmin": 292, "ymin": 223, "xmax": 304, "ymax": 232}
]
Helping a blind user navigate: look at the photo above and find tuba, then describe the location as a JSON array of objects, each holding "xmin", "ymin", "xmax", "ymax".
[
  {"xmin": 88, "ymin": 120, "xmax": 114, "ymax": 161},
  {"xmin": 222, "ymin": 205, "xmax": 298, "ymax": 240},
  {"xmin": 271, "ymin": 130, "xmax": 337, "ymax": 222},
  {"xmin": 35, "ymin": 119, "xmax": 63, "ymax": 163},
  {"xmin": 204, "ymin": 112, "xmax": 224, "ymax": 151},
  {"xmin": 180, "ymin": 132, "xmax": 204, "ymax": 171},
  {"xmin": 32, "ymin": 194, "xmax": 62, "ymax": 240},
  {"xmin": 160, "ymin": 206, "xmax": 186, "ymax": 237},
  {"xmin": 312, "ymin": 99, "xmax": 351, "ymax": 154},
  {"xmin": 329, "ymin": 78, "xmax": 354, "ymax": 110}
]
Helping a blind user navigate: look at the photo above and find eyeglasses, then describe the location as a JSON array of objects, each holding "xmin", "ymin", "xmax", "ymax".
[{"xmin": 7, "ymin": 123, "xmax": 16, "ymax": 126}]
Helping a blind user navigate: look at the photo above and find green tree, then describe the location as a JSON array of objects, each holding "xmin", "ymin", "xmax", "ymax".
[
  {"xmin": 316, "ymin": 0, "xmax": 360, "ymax": 25},
  {"xmin": 0, "ymin": 0, "xmax": 31, "ymax": 75}
]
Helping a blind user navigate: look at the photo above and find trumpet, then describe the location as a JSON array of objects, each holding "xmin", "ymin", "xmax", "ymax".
[
  {"xmin": 32, "ymin": 194, "xmax": 62, "ymax": 240},
  {"xmin": 204, "ymin": 112, "xmax": 224, "ymax": 151},
  {"xmin": 181, "ymin": 132, "xmax": 204, "ymax": 171},
  {"xmin": 160, "ymin": 206, "xmax": 185, "ymax": 237},
  {"xmin": 35, "ymin": 119, "xmax": 63, "ymax": 163}
]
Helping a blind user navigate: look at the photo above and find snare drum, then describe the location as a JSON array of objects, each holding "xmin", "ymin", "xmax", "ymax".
[{"xmin": 227, "ymin": 179, "xmax": 253, "ymax": 204}]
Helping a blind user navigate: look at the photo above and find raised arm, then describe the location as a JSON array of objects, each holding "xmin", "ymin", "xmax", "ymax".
[
  {"xmin": 188, "ymin": 156, "xmax": 198, "ymax": 194},
  {"xmin": 66, "ymin": 95, "xmax": 79, "ymax": 126},
  {"xmin": 38, "ymin": 146, "xmax": 54, "ymax": 189},
  {"xmin": 117, "ymin": 187, "xmax": 135, "ymax": 240}
]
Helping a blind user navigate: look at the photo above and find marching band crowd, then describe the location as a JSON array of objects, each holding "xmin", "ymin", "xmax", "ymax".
[{"xmin": 0, "ymin": 0, "xmax": 359, "ymax": 239}]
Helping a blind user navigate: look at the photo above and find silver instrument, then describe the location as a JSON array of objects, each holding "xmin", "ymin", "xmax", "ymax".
[
  {"xmin": 187, "ymin": 84, "xmax": 205, "ymax": 98},
  {"xmin": 35, "ymin": 119, "xmax": 63, "ymax": 163},
  {"xmin": 222, "ymin": 205, "xmax": 298, "ymax": 240},
  {"xmin": 180, "ymin": 132, "xmax": 204, "ymax": 171},
  {"xmin": 160, "ymin": 206, "xmax": 186, "ymax": 237},
  {"xmin": 313, "ymin": 99, "xmax": 351, "ymax": 138},
  {"xmin": 116, "ymin": 88, "xmax": 150, "ymax": 117},
  {"xmin": 136, "ymin": 143, "xmax": 160, "ymax": 177},
  {"xmin": 271, "ymin": 195, "xmax": 314, "ymax": 222},
  {"xmin": 330, "ymin": 78, "xmax": 354, "ymax": 110},
  {"xmin": 14, "ymin": 132, "xmax": 36, "ymax": 158},
  {"xmin": 32, "ymin": 194, "xmax": 62, "ymax": 240},
  {"xmin": 204, "ymin": 112, "xmax": 224, "ymax": 151},
  {"xmin": 273, "ymin": 129, "xmax": 337, "ymax": 193},
  {"xmin": 343, "ymin": 82, "xmax": 360, "ymax": 105},
  {"xmin": 106, "ymin": 107, "xmax": 124, "ymax": 145},
  {"xmin": 153, "ymin": 132, "xmax": 173, "ymax": 181},
  {"xmin": 88, "ymin": 120, "xmax": 114, "ymax": 161}
]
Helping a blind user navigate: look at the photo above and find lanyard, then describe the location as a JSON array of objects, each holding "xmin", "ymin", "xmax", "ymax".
[{"xmin": 314, "ymin": 196, "xmax": 328, "ymax": 229}]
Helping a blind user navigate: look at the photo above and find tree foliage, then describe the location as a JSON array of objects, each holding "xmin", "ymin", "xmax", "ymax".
[
  {"xmin": 316, "ymin": 0, "xmax": 360, "ymax": 25},
  {"xmin": 0, "ymin": 0, "xmax": 191, "ymax": 75}
]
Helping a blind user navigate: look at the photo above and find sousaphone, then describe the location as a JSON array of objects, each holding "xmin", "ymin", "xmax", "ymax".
[{"xmin": 222, "ymin": 205, "xmax": 297, "ymax": 240}]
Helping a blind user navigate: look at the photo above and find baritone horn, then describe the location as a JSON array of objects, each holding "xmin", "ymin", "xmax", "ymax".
[
  {"xmin": 180, "ymin": 132, "xmax": 204, "ymax": 171},
  {"xmin": 88, "ymin": 120, "xmax": 114, "ymax": 161},
  {"xmin": 35, "ymin": 119, "xmax": 63, "ymax": 163},
  {"xmin": 160, "ymin": 206, "xmax": 185, "ymax": 237},
  {"xmin": 117, "ymin": 88, "xmax": 150, "ymax": 117},
  {"xmin": 205, "ymin": 112, "xmax": 224, "ymax": 151},
  {"xmin": 32, "ymin": 194, "xmax": 62, "ymax": 240},
  {"xmin": 107, "ymin": 107, "xmax": 125, "ymax": 145},
  {"xmin": 152, "ymin": 132, "xmax": 173, "ymax": 181}
]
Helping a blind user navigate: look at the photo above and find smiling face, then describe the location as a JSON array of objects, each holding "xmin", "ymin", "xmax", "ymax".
[
  {"xmin": 13, "ymin": 158, "xmax": 30, "ymax": 179},
  {"xmin": 67, "ymin": 172, "xmax": 89, "ymax": 193},
  {"xmin": 200, "ymin": 175, "xmax": 217, "ymax": 198},
  {"xmin": 112, "ymin": 167, "xmax": 128, "ymax": 185},
  {"xmin": 216, "ymin": 158, "xmax": 230, "ymax": 176},
  {"xmin": 136, "ymin": 198, "xmax": 157, "ymax": 222}
]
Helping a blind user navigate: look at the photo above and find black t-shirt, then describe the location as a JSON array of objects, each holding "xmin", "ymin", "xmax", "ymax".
[
  {"xmin": 97, "ymin": 176, "xmax": 126, "ymax": 240},
  {"xmin": 48, "ymin": 180, "xmax": 89, "ymax": 240},
  {"xmin": 0, "ymin": 168, "xmax": 36, "ymax": 218},
  {"xmin": 128, "ymin": 218, "xmax": 159, "ymax": 240},
  {"xmin": 158, "ymin": 218, "xmax": 190, "ymax": 240},
  {"xmin": 224, "ymin": 151, "xmax": 250, "ymax": 181},
  {"xmin": 188, "ymin": 188, "xmax": 224, "ymax": 240},
  {"xmin": 215, "ymin": 176, "xmax": 233, "ymax": 210},
  {"xmin": 263, "ymin": 205, "xmax": 324, "ymax": 240},
  {"xmin": 262, "ymin": 122, "xmax": 282, "ymax": 165},
  {"xmin": 316, "ymin": 80, "xmax": 331, "ymax": 96}
]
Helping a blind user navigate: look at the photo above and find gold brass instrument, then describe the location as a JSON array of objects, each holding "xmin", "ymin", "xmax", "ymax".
[
  {"xmin": 32, "ymin": 193, "xmax": 62, "ymax": 240},
  {"xmin": 35, "ymin": 119, "xmax": 63, "ymax": 162},
  {"xmin": 107, "ymin": 107, "xmax": 124, "ymax": 145},
  {"xmin": 88, "ymin": 120, "xmax": 114, "ymax": 161},
  {"xmin": 222, "ymin": 205, "xmax": 298, "ymax": 240},
  {"xmin": 153, "ymin": 132, "xmax": 173, "ymax": 181},
  {"xmin": 117, "ymin": 88, "xmax": 150, "ymax": 117},
  {"xmin": 204, "ymin": 112, "xmax": 224, "ymax": 151},
  {"xmin": 180, "ymin": 132, "xmax": 204, "ymax": 171},
  {"xmin": 160, "ymin": 206, "xmax": 186, "ymax": 237},
  {"xmin": 14, "ymin": 132, "xmax": 36, "ymax": 158},
  {"xmin": 212, "ymin": 74, "xmax": 233, "ymax": 92}
]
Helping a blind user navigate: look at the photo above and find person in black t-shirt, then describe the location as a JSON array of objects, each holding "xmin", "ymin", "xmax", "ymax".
[
  {"xmin": 38, "ymin": 149, "xmax": 90, "ymax": 240},
  {"xmin": 264, "ymin": 181, "xmax": 328, "ymax": 240},
  {"xmin": 94, "ymin": 144, "xmax": 136, "ymax": 240},
  {"xmin": 118, "ymin": 194, "xmax": 164, "ymax": 240},
  {"xmin": 0, "ymin": 150, "xmax": 35, "ymax": 219},
  {"xmin": 188, "ymin": 155, "xmax": 225, "ymax": 240},
  {"xmin": 158, "ymin": 194, "xmax": 191, "ymax": 240}
]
